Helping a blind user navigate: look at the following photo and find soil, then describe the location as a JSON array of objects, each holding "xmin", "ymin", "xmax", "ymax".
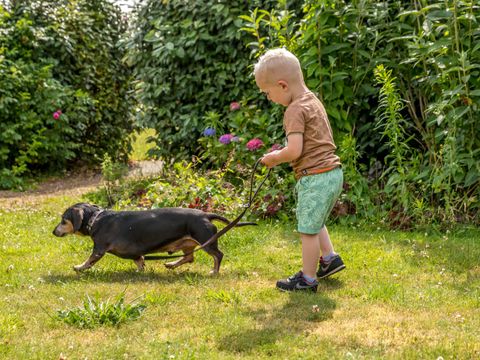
[{"xmin": 0, "ymin": 160, "xmax": 163, "ymax": 209}]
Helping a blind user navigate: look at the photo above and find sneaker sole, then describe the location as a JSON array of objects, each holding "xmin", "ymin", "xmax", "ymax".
[
  {"xmin": 276, "ymin": 285, "xmax": 318, "ymax": 293},
  {"xmin": 317, "ymin": 264, "xmax": 346, "ymax": 279}
]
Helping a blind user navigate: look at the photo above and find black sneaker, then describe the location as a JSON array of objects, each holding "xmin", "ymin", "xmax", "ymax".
[
  {"xmin": 276, "ymin": 271, "xmax": 318, "ymax": 292},
  {"xmin": 317, "ymin": 255, "xmax": 346, "ymax": 279}
]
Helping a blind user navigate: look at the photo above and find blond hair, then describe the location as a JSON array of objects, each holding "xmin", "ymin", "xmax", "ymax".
[{"xmin": 253, "ymin": 48, "xmax": 304, "ymax": 85}]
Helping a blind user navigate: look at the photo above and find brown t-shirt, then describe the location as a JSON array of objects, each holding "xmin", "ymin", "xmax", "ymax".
[{"xmin": 283, "ymin": 91, "xmax": 341, "ymax": 179}]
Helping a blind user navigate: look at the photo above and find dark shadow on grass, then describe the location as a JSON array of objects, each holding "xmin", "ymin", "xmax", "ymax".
[
  {"xmin": 43, "ymin": 268, "xmax": 210, "ymax": 285},
  {"xmin": 319, "ymin": 277, "xmax": 344, "ymax": 291},
  {"xmin": 216, "ymin": 290, "xmax": 336, "ymax": 354}
]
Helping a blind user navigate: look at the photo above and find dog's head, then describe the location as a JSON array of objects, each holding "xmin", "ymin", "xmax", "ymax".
[{"xmin": 52, "ymin": 203, "xmax": 100, "ymax": 237}]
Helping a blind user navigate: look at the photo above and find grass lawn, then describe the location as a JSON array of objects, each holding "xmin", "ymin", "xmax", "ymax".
[{"xmin": 1, "ymin": 194, "xmax": 479, "ymax": 359}]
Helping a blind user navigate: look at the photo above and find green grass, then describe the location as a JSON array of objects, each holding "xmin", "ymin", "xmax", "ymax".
[{"xmin": 1, "ymin": 195, "xmax": 479, "ymax": 359}]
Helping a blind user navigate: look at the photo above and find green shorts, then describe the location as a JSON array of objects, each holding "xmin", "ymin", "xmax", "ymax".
[{"xmin": 295, "ymin": 167, "xmax": 343, "ymax": 234}]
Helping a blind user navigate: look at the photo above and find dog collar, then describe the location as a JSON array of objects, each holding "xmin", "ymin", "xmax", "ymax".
[{"xmin": 86, "ymin": 209, "xmax": 105, "ymax": 234}]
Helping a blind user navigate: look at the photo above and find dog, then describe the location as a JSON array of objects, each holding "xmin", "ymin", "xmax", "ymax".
[{"xmin": 52, "ymin": 203, "xmax": 255, "ymax": 274}]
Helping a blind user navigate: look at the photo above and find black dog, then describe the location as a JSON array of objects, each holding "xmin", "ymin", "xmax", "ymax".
[{"xmin": 52, "ymin": 203, "xmax": 255, "ymax": 274}]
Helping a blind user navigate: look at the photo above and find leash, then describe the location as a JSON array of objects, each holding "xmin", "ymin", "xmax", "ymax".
[{"xmin": 143, "ymin": 158, "xmax": 271, "ymax": 260}]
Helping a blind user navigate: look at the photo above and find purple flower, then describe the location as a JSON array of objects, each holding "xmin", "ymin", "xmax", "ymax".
[
  {"xmin": 246, "ymin": 138, "xmax": 264, "ymax": 151},
  {"xmin": 230, "ymin": 102, "xmax": 241, "ymax": 111},
  {"xmin": 219, "ymin": 134, "xmax": 234, "ymax": 145},
  {"xmin": 203, "ymin": 127, "xmax": 216, "ymax": 137},
  {"xmin": 268, "ymin": 143, "xmax": 283, "ymax": 153}
]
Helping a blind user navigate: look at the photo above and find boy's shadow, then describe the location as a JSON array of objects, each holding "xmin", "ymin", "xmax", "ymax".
[{"xmin": 217, "ymin": 278, "xmax": 344, "ymax": 354}]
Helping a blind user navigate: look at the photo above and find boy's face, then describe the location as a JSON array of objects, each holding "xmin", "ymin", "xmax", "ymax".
[{"xmin": 255, "ymin": 76, "xmax": 291, "ymax": 106}]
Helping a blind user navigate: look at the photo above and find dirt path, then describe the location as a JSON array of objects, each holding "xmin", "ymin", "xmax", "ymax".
[
  {"xmin": 0, "ymin": 171, "xmax": 102, "ymax": 209},
  {"xmin": 0, "ymin": 160, "xmax": 163, "ymax": 209}
]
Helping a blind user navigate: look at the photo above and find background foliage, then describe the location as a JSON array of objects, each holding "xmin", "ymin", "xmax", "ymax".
[
  {"xmin": 1, "ymin": 0, "xmax": 478, "ymax": 228},
  {"xmin": 123, "ymin": 0, "xmax": 298, "ymax": 160},
  {"xmin": 234, "ymin": 0, "xmax": 480, "ymax": 228},
  {"xmin": 91, "ymin": 0, "xmax": 480, "ymax": 228},
  {"xmin": 0, "ymin": 0, "xmax": 135, "ymax": 189}
]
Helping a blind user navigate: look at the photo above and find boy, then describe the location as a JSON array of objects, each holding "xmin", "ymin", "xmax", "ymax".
[{"xmin": 255, "ymin": 48, "xmax": 345, "ymax": 292}]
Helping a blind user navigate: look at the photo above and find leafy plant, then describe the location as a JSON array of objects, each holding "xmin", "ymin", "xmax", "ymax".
[
  {"xmin": 239, "ymin": 3, "xmax": 300, "ymax": 58},
  {"xmin": 56, "ymin": 293, "xmax": 146, "ymax": 329},
  {"xmin": 101, "ymin": 153, "xmax": 128, "ymax": 206},
  {"xmin": 86, "ymin": 158, "xmax": 295, "ymax": 222},
  {"xmin": 374, "ymin": 65, "xmax": 418, "ymax": 228},
  {"xmin": 206, "ymin": 289, "xmax": 240, "ymax": 305},
  {"xmin": 335, "ymin": 132, "xmax": 372, "ymax": 221}
]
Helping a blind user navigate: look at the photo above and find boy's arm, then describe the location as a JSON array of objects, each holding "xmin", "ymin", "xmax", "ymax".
[{"xmin": 261, "ymin": 133, "xmax": 303, "ymax": 168}]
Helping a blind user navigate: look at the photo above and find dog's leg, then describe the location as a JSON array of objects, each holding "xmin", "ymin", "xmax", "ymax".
[
  {"xmin": 73, "ymin": 249, "xmax": 105, "ymax": 272},
  {"xmin": 191, "ymin": 224, "xmax": 223, "ymax": 274},
  {"xmin": 134, "ymin": 256, "xmax": 145, "ymax": 271},
  {"xmin": 164, "ymin": 246, "xmax": 196, "ymax": 270},
  {"xmin": 203, "ymin": 243, "xmax": 224, "ymax": 275}
]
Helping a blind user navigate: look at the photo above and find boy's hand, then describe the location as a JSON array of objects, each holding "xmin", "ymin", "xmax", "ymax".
[
  {"xmin": 261, "ymin": 151, "xmax": 281, "ymax": 168},
  {"xmin": 261, "ymin": 134, "xmax": 302, "ymax": 168}
]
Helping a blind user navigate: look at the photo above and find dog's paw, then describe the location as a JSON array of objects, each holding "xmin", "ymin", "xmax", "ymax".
[
  {"xmin": 164, "ymin": 262, "xmax": 175, "ymax": 269},
  {"xmin": 73, "ymin": 265, "xmax": 84, "ymax": 272}
]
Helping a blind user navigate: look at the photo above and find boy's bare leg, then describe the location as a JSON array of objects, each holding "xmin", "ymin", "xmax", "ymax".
[
  {"xmin": 319, "ymin": 226, "xmax": 335, "ymax": 259},
  {"xmin": 301, "ymin": 233, "xmax": 320, "ymax": 279}
]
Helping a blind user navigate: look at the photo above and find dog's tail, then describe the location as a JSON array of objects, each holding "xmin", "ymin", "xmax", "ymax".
[{"xmin": 207, "ymin": 213, "xmax": 257, "ymax": 227}]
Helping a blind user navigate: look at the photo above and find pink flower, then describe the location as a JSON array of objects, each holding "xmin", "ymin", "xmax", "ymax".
[
  {"xmin": 229, "ymin": 102, "xmax": 241, "ymax": 111},
  {"xmin": 268, "ymin": 143, "xmax": 283, "ymax": 153},
  {"xmin": 53, "ymin": 111, "xmax": 61, "ymax": 120},
  {"xmin": 219, "ymin": 134, "xmax": 234, "ymax": 145},
  {"xmin": 246, "ymin": 138, "xmax": 264, "ymax": 151}
]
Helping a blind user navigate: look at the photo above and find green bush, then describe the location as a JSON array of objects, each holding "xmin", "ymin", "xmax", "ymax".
[
  {"xmin": 239, "ymin": 0, "xmax": 480, "ymax": 227},
  {"xmin": 0, "ymin": 1, "xmax": 135, "ymax": 189},
  {"xmin": 123, "ymin": 0, "xmax": 288, "ymax": 161}
]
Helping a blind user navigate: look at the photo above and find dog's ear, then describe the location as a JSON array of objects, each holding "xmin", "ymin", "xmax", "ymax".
[{"xmin": 72, "ymin": 208, "xmax": 84, "ymax": 232}]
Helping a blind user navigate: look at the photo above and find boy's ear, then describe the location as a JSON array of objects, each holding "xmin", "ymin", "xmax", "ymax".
[{"xmin": 278, "ymin": 80, "xmax": 288, "ymax": 90}]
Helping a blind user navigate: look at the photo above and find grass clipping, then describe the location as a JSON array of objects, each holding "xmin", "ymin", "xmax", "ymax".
[{"xmin": 57, "ymin": 293, "xmax": 146, "ymax": 329}]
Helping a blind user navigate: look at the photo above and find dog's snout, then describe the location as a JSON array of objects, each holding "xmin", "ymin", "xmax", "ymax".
[
  {"xmin": 52, "ymin": 218, "xmax": 74, "ymax": 237},
  {"xmin": 53, "ymin": 226, "xmax": 61, "ymax": 237},
  {"xmin": 53, "ymin": 223, "xmax": 69, "ymax": 237}
]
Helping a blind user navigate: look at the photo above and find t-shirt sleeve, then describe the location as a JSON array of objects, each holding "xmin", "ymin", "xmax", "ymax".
[{"xmin": 283, "ymin": 104, "xmax": 305, "ymax": 135}]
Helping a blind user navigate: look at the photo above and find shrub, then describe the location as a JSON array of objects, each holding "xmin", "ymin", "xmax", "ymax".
[
  {"xmin": 0, "ymin": 1, "xmax": 135, "ymax": 189},
  {"xmin": 86, "ymin": 160, "xmax": 295, "ymax": 222},
  {"xmin": 239, "ymin": 0, "xmax": 480, "ymax": 227},
  {"xmin": 123, "ymin": 0, "xmax": 286, "ymax": 161}
]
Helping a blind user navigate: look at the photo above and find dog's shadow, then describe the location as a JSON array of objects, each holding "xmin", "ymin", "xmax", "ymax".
[{"xmin": 43, "ymin": 268, "xmax": 210, "ymax": 285}]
